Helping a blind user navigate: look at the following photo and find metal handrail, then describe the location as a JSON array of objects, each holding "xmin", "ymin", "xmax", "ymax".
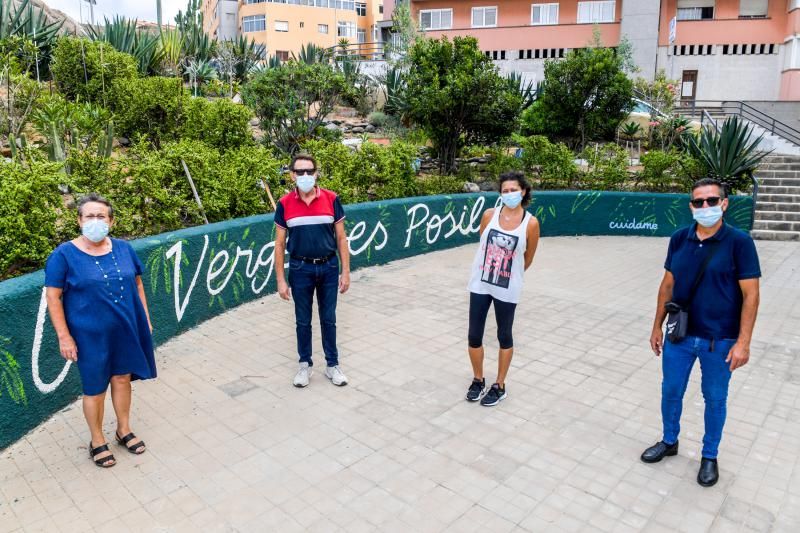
[
  {"xmin": 678, "ymin": 99, "xmax": 800, "ymax": 147},
  {"xmin": 328, "ymin": 41, "xmax": 386, "ymax": 61}
]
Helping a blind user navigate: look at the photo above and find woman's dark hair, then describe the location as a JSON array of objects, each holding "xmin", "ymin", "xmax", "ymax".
[
  {"xmin": 77, "ymin": 193, "xmax": 114, "ymax": 218},
  {"xmin": 291, "ymin": 153, "xmax": 317, "ymax": 172},
  {"xmin": 498, "ymin": 171, "xmax": 532, "ymax": 207},
  {"xmin": 691, "ymin": 177, "xmax": 728, "ymax": 198}
]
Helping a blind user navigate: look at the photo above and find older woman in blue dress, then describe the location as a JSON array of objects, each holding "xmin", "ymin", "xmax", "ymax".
[{"xmin": 45, "ymin": 193, "xmax": 156, "ymax": 468}]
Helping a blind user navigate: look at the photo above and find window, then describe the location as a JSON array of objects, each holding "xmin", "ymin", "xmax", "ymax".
[
  {"xmin": 300, "ymin": 22, "xmax": 304, "ymax": 28},
  {"xmin": 420, "ymin": 9, "xmax": 453, "ymax": 30},
  {"xmin": 276, "ymin": 51, "xmax": 290, "ymax": 61},
  {"xmin": 275, "ymin": 20, "xmax": 289, "ymax": 32},
  {"xmin": 318, "ymin": 23, "xmax": 329, "ymax": 33},
  {"xmin": 244, "ymin": 0, "xmax": 266, "ymax": 3},
  {"xmin": 472, "ymin": 7, "xmax": 497, "ymax": 28},
  {"xmin": 577, "ymin": 1, "xmax": 615, "ymax": 23},
  {"xmin": 356, "ymin": 2, "xmax": 367, "ymax": 16},
  {"xmin": 242, "ymin": 15, "xmax": 266, "ymax": 32},
  {"xmin": 676, "ymin": 1, "xmax": 714, "ymax": 20},
  {"xmin": 357, "ymin": 29, "xmax": 367, "ymax": 43},
  {"xmin": 792, "ymin": 0, "xmax": 800, "ymax": 10},
  {"xmin": 531, "ymin": 3, "xmax": 558, "ymax": 25},
  {"xmin": 379, "ymin": 4, "xmax": 383, "ymax": 14},
  {"xmin": 338, "ymin": 21, "xmax": 356, "ymax": 37},
  {"xmin": 740, "ymin": 0, "xmax": 767, "ymax": 18},
  {"xmin": 335, "ymin": 0, "xmax": 355, "ymax": 9}
]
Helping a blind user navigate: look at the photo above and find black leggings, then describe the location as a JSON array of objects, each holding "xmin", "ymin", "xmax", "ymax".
[{"xmin": 468, "ymin": 292, "xmax": 517, "ymax": 350}]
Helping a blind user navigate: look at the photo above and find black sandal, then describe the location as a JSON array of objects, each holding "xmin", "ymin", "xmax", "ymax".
[
  {"xmin": 116, "ymin": 432, "xmax": 146, "ymax": 454},
  {"xmin": 89, "ymin": 442, "xmax": 116, "ymax": 468}
]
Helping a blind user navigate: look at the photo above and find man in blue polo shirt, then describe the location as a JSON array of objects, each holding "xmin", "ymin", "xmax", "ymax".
[
  {"xmin": 642, "ymin": 177, "xmax": 761, "ymax": 487},
  {"xmin": 274, "ymin": 153, "xmax": 351, "ymax": 388}
]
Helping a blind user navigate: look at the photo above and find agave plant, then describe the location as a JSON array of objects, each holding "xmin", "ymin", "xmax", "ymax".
[
  {"xmin": 381, "ymin": 67, "xmax": 408, "ymax": 119},
  {"xmin": 0, "ymin": 0, "xmax": 63, "ymax": 77},
  {"xmin": 505, "ymin": 72, "xmax": 539, "ymax": 111},
  {"xmin": 159, "ymin": 28, "xmax": 184, "ymax": 75},
  {"xmin": 620, "ymin": 121, "xmax": 642, "ymax": 140},
  {"xmin": 232, "ymin": 35, "xmax": 266, "ymax": 82},
  {"xmin": 295, "ymin": 43, "xmax": 328, "ymax": 65},
  {"xmin": 686, "ymin": 115, "xmax": 772, "ymax": 193},
  {"xmin": 184, "ymin": 58, "xmax": 217, "ymax": 96},
  {"xmin": 87, "ymin": 16, "xmax": 163, "ymax": 75}
]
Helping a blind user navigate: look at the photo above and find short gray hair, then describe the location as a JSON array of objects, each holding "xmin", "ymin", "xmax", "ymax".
[{"xmin": 77, "ymin": 193, "xmax": 114, "ymax": 218}]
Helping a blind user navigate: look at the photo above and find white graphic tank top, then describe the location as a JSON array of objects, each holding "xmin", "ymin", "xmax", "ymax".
[{"xmin": 467, "ymin": 207, "xmax": 531, "ymax": 304}]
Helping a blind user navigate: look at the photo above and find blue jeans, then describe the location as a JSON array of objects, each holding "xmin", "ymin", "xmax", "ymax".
[
  {"xmin": 288, "ymin": 256, "xmax": 340, "ymax": 367},
  {"xmin": 661, "ymin": 336, "xmax": 735, "ymax": 459}
]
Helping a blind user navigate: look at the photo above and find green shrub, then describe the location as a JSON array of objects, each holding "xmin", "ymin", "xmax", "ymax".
[
  {"xmin": 0, "ymin": 158, "xmax": 65, "ymax": 280},
  {"xmin": 515, "ymin": 135, "xmax": 579, "ymax": 189},
  {"xmin": 217, "ymin": 146, "xmax": 283, "ymax": 215},
  {"xmin": 367, "ymin": 111, "xmax": 388, "ymax": 128},
  {"xmin": 581, "ymin": 143, "xmax": 631, "ymax": 190},
  {"xmin": 110, "ymin": 76, "xmax": 186, "ymax": 147},
  {"xmin": 638, "ymin": 150, "xmax": 706, "ymax": 192},
  {"xmin": 180, "ymin": 97, "xmax": 253, "ymax": 151},
  {"xmin": 50, "ymin": 37, "xmax": 138, "ymax": 105},
  {"xmin": 303, "ymin": 139, "xmax": 419, "ymax": 203},
  {"xmin": 484, "ymin": 146, "xmax": 522, "ymax": 178},
  {"xmin": 416, "ymin": 174, "xmax": 466, "ymax": 196}
]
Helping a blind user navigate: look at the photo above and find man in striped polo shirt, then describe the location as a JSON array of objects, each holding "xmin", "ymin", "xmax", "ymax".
[{"xmin": 274, "ymin": 153, "xmax": 351, "ymax": 388}]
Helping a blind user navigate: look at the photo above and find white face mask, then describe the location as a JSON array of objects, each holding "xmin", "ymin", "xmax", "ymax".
[
  {"xmin": 296, "ymin": 174, "xmax": 316, "ymax": 193},
  {"xmin": 693, "ymin": 205, "xmax": 724, "ymax": 228},
  {"xmin": 82, "ymin": 219, "xmax": 109, "ymax": 242}
]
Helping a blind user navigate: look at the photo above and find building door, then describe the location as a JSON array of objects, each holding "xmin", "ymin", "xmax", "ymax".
[{"xmin": 681, "ymin": 70, "xmax": 698, "ymax": 103}]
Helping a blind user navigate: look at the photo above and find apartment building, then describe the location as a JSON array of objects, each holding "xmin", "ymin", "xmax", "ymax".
[
  {"xmin": 201, "ymin": 0, "xmax": 387, "ymax": 59},
  {"xmin": 408, "ymin": 0, "xmax": 800, "ymax": 101}
]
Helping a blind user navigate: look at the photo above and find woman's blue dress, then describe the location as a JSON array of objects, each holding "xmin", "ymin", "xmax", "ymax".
[{"xmin": 44, "ymin": 238, "xmax": 156, "ymax": 395}]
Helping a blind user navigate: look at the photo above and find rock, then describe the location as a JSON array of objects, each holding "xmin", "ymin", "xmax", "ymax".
[
  {"xmin": 325, "ymin": 123, "xmax": 339, "ymax": 131},
  {"xmin": 249, "ymin": 118, "xmax": 260, "ymax": 126},
  {"xmin": 479, "ymin": 181, "xmax": 498, "ymax": 192},
  {"xmin": 351, "ymin": 127, "xmax": 365, "ymax": 133},
  {"xmin": 365, "ymin": 124, "xmax": 376, "ymax": 133},
  {"xmin": 58, "ymin": 184, "xmax": 70, "ymax": 194},
  {"xmin": 118, "ymin": 137, "xmax": 131, "ymax": 147},
  {"xmin": 469, "ymin": 162, "xmax": 479, "ymax": 168},
  {"xmin": 331, "ymin": 119, "xmax": 342, "ymax": 125},
  {"xmin": 467, "ymin": 157, "xmax": 483, "ymax": 163},
  {"xmin": 463, "ymin": 182, "xmax": 480, "ymax": 193},
  {"xmin": 232, "ymin": 93, "xmax": 243, "ymax": 104}
]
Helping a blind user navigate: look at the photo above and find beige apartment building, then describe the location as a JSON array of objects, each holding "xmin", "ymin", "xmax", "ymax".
[{"xmin": 201, "ymin": 0, "xmax": 386, "ymax": 59}]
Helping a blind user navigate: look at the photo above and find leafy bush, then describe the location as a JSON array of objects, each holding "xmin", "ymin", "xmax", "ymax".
[
  {"xmin": 50, "ymin": 37, "xmax": 138, "ymax": 105},
  {"xmin": 516, "ymin": 135, "xmax": 579, "ymax": 189},
  {"xmin": 484, "ymin": 146, "xmax": 522, "ymax": 179},
  {"xmin": 416, "ymin": 174, "xmax": 466, "ymax": 196},
  {"xmin": 368, "ymin": 111, "xmax": 388, "ymax": 128},
  {"xmin": 533, "ymin": 46, "xmax": 634, "ymax": 148},
  {"xmin": 181, "ymin": 97, "xmax": 253, "ymax": 151},
  {"xmin": 0, "ymin": 157, "xmax": 65, "ymax": 280},
  {"xmin": 303, "ymin": 139, "xmax": 419, "ymax": 203},
  {"xmin": 110, "ymin": 76, "xmax": 186, "ymax": 147},
  {"xmin": 581, "ymin": 143, "xmax": 631, "ymax": 190},
  {"xmin": 242, "ymin": 62, "xmax": 349, "ymax": 154},
  {"xmin": 638, "ymin": 150, "xmax": 706, "ymax": 193}
]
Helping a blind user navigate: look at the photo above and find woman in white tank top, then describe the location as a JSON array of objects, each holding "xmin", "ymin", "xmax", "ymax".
[{"xmin": 465, "ymin": 172, "xmax": 540, "ymax": 406}]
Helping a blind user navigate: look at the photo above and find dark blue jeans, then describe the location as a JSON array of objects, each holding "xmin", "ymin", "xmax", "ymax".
[
  {"xmin": 661, "ymin": 336, "xmax": 735, "ymax": 459},
  {"xmin": 288, "ymin": 256, "xmax": 340, "ymax": 367}
]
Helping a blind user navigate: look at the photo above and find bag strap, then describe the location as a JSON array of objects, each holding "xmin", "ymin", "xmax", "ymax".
[{"xmin": 685, "ymin": 240, "xmax": 719, "ymax": 306}]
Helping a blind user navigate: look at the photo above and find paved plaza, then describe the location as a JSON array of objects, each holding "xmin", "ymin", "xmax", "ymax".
[{"xmin": 1, "ymin": 236, "xmax": 799, "ymax": 532}]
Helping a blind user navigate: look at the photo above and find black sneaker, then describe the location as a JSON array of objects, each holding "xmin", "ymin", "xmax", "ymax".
[
  {"xmin": 480, "ymin": 383, "xmax": 506, "ymax": 406},
  {"xmin": 466, "ymin": 378, "xmax": 485, "ymax": 402}
]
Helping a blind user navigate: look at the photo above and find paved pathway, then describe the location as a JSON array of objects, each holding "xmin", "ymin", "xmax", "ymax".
[{"xmin": 2, "ymin": 237, "xmax": 799, "ymax": 532}]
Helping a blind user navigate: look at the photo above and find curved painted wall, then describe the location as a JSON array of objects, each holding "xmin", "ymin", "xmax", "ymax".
[{"xmin": 0, "ymin": 191, "xmax": 753, "ymax": 449}]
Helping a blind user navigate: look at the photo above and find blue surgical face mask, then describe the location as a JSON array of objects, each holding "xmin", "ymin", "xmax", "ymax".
[
  {"xmin": 296, "ymin": 174, "xmax": 316, "ymax": 193},
  {"xmin": 82, "ymin": 219, "xmax": 109, "ymax": 243},
  {"xmin": 693, "ymin": 205, "xmax": 723, "ymax": 228},
  {"xmin": 501, "ymin": 191, "xmax": 523, "ymax": 209}
]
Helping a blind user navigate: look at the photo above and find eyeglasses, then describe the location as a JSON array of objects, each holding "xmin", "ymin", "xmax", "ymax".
[
  {"xmin": 293, "ymin": 169, "xmax": 316, "ymax": 176},
  {"xmin": 690, "ymin": 196, "xmax": 721, "ymax": 208}
]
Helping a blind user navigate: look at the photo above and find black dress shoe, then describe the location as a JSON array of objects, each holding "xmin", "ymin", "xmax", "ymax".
[
  {"xmin": 640, "ymin": 440, "xmax": 679, "ymax": 463},
  {"xmin": 697, "ymin": 457, "xmax": 719, "ymax": 487}
]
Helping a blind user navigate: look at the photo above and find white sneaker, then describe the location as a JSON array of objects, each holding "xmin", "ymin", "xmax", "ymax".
[
  {"xmin": 325, "ymin": 366, "xmax": 348, "ymax": 386},
  {"xmin": 293, "ymin": 363, "xmax": 312, "ymax": 387}
]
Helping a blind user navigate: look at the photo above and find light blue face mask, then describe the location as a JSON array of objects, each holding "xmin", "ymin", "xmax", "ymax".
[
  {"xmin": 296, "ymin": 175, "xmax": 316, "ymax": 193},
  {"xmin": 501, "ymin": 191, "xmax": 523, "ymax": 209},
  {"xmin": 82, "ymin": 219, "xmax": 109, "ymax": 243},
  {"xmin": 693, "ymin": 205, "xmax": 723, "ymax": 228}
]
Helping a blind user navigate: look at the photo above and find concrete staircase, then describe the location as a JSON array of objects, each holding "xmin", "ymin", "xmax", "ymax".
[{"xmin": 752, "ymin": 155, "xmax": 800, "ymax": 241}]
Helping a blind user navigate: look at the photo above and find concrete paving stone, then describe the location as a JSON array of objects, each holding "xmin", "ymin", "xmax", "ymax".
[{"xmin": 3, "ymin": 238, "xmax": 800, "ymax": 531}]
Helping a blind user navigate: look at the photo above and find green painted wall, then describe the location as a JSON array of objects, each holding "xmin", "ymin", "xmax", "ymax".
[{"xmin": 0, "ymin": 192, "xmax": 753, "ymax": 449}]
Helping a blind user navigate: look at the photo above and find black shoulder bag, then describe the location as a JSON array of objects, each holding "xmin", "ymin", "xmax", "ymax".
[{"xmin": 664, "ymin": 242, "xmax": 718, "ymax": 344}]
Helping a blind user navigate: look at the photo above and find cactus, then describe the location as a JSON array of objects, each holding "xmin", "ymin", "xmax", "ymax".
[
  {"xmin": 97, "ymin": 120, "xmax": 114, "ymax": 158},
  {"xmin": 49, "ymin": 123, "xmax": 65, "ymax": 163}
]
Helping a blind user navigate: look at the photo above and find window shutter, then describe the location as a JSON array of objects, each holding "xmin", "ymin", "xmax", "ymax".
[{"xmin": 740, "ymin": 0, "xmax": 768, "ymax": 16}]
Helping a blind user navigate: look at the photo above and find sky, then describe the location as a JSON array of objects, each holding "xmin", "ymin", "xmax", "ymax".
[{"xmin": 44, "ymin": 0, "xmax": 186, "ymax": 25}]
